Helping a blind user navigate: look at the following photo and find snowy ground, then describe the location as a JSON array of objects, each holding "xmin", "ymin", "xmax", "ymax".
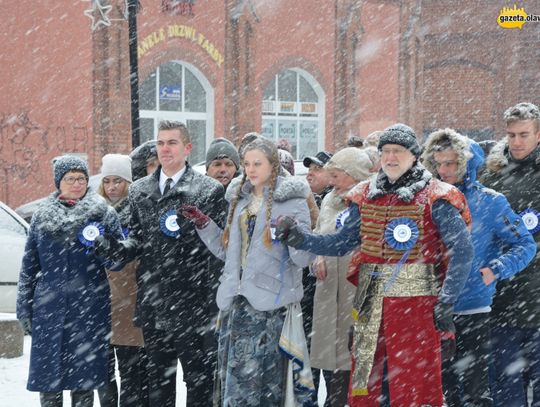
[
  {"xmin": 0, "ymin": 335, "xmax": 185, "ymax": 407},
  {"xmin": 0, "ymin": 333, "xmax": 326, "ymax": 406}
]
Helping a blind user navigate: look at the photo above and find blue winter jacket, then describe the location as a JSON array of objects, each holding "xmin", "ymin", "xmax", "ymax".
[{"xmin": 422, "ymin": 131, "xmax": 536, "ymax": 312}]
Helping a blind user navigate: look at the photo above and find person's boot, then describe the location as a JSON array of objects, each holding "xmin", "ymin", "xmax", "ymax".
[
  {"xmin": 71, "ymin": 390, "xmax": 94, "ymax": 407},
  {"xmin": 40, "ymin": 392, "xmax": 63, "ymax": 407}
]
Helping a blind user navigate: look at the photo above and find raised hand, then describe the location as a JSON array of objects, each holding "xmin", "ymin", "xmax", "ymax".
[{"xmin": 178, "ymin": 204, "xmax": 210, "ymax": 229}]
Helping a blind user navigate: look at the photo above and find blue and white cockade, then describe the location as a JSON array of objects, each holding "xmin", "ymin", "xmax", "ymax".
[
  {"xmin": 78, "ymin": 221, "xmax": 105, "ymax": 247},
  {"xmin": 383, "ymin": 217, "xmax": 420, "ymax": 291},
  {"xmin": 335, "ymin": 208, "xmax": 350, "ymax": 229},
  {"xmin": 160, "ymin": 209, "xmax": 181, "ymax": 237},
  {"xmin": 520, "ymin": 208, "xmax": 540, "ymax": 234}
]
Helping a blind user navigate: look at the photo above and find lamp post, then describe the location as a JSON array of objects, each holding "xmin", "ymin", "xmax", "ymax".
[{"xmin": 127, "ymin": 0, "xmax": 140, "ymax": 148}]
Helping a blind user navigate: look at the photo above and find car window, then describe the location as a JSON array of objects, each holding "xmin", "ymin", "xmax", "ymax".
[{"xmin": 0, "ymin": 206, "xmax": 27, "ymax": 236}]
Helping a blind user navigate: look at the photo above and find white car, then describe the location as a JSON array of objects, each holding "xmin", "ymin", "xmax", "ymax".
[{"xmin": 0, "ymin": 202, "xmax": 29, "ymax": 312}]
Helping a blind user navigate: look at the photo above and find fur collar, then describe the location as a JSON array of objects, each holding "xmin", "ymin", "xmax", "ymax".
[
  {"xmin": 367, "ymin": 162, "xmax": 432, "ymax": 203},
  {"xmin": 33, "ymin": 190, "xmax": 110, "ymax": 239},
  {"xmin": 485, "ymin": 140, "xmax": 540, "ymax": 174},
  {"xmin": 225, "ymin": 175, "xmax": 310, "ymax": 203}
]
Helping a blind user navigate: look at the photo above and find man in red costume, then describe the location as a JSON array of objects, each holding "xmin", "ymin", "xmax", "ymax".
[{"xmin": 276, "ymin": 123, "xmax": 474, "ymax": 406}]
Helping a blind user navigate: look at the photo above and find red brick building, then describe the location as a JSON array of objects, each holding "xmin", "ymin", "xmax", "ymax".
[{"xmin": 1, "ymin": 0, "xmax": 539, "ymax": 208}]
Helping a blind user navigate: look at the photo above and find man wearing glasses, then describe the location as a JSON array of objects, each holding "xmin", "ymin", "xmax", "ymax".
[{"xmin": 276, "ymin": 123, "xmax": 474, "ymax": 406}]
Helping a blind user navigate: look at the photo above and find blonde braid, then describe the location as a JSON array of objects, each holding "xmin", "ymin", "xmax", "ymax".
[
  {"xmin": 222, "ymin": 173, "xmax": 247, "ymax": 249},
  {"xmin": 262, "ymin": 164, "xmax": 280, "ymax": 249}
]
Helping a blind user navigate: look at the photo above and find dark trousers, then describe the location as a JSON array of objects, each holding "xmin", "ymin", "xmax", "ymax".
[
  {"xmin": 301, "ymin": 267, "xmax": 319, "ymax": 407},
  {"xmin": 40, "ymin": 391, "xmax": 93, "ymax": 407},
  {"xmin": 98, "ymin": 345, "xmax": 150, "ymax": 407},
  {"xmin": 320, "ymin": 369, "xmax": 350, "ymax": 407},
  {"xmin": 491, "ymin": 324, "xmax": 540, "ymax": 407},
  {"xmin": 143, "ymin": 326, "xmax": 214, "ymax": 407},
  {"xmin": 442, "ymin": 313, "xmax": 493, "ymax": 407}
]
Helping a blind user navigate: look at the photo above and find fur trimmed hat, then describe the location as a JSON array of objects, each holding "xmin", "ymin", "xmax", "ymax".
[
  {"xmin": 101, "ymin": 154, "xmax": 133, "ymax": 183},
  {"xmin": 325, "ymin": 147, "xmax": 374, "ymax": 182},
  {"xmin": 53, "ymin": 155, "xmax": 89, "ymax": 189},
  {"xmin": 206, "ymin": 138, "xmax": 241, "ymax": 170},
  {"xmin": 378, "ymin": 123, "xmax": 421, "ymax": 157}
]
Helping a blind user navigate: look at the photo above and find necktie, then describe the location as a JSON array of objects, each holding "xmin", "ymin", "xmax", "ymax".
[{"xmin": 163, "ymin": 178, "xmax": 173, "ymax": 195}]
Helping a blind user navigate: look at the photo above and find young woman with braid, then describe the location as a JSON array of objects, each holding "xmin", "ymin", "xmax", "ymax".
[{"xmin": 179, "ymin": 138, "xmax": 314, "ymax": 406}]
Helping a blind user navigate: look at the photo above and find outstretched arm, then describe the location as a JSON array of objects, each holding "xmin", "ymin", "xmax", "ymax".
[{"xmin": 278, "ymin": 203, "xmax": 361, "ymax": 256}]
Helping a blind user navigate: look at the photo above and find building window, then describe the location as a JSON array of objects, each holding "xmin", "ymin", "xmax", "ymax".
[
  {"xmin": 262, "ymin": 68, "xmax": 325, "ymax": 160},
  {"xmin": 139, "ymin": 61, "xmax": 214, "ymax": 164}
]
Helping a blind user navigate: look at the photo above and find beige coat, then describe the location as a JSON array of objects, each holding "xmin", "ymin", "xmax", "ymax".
[
  {"xmin": 310, "ymin": 190, "xmax": 356, "ymax": 371},
  {"xmin": 107, "ymin": 260, "xmax": 144, "ymax": 347}
]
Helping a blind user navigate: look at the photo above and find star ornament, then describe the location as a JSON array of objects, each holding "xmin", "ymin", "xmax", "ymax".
[{"xmin": 84, "ymin": 0, "xmax": 113, "ymax": 31}]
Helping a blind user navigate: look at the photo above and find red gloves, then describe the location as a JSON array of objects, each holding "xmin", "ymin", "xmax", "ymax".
[{"xmin": 178, "ymin": 204, "xmax": 210, "ymax": 229}]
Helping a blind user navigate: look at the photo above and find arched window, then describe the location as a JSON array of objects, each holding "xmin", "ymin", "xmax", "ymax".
[
  {"xmin": 139, "ymin": 61, "xmax": 214, "ymax": 163},
  {"xmin": 261, "ymin": 68, "xmax": 325, "ymax": 159}
]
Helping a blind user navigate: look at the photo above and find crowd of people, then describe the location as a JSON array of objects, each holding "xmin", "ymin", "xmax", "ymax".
[{"xmin": 15, "ymin": 101, "xmax": 540, "ymax": 407}]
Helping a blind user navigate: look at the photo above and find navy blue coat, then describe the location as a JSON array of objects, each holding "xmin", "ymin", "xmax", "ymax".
[{"xmin": 16, "ymin": 191, "xmax": 122, "ymax": 392}]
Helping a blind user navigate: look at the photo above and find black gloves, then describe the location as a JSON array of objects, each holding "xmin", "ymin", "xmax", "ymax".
[
  {"xmin": 441, "ymin": 336, "xmax": 456, "ymax": 361},
  {"xmin": 274, "ymin": 216, "xmax": 305, "ymax": 248},
  {"xmin": 433, "ymin": 301, "xmax": 455, "ymax": 333},
  {"xmin": 91, "ymin": 234, "xmax": 125, "ymax": 261},
  {"xmin": 19, "ymin": 317, "xmax": 32, "ymax": 335}
]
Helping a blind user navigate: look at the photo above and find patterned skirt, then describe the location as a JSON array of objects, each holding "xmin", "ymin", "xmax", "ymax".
[{"xmin": 214, "ymin": 295, "xmax": 287, "ymax": 407}]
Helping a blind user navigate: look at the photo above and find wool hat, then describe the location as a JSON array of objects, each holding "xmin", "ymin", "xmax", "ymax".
[
  {"xmin": 206, "ymin": 138, "xmax": 241, "ymax": 170},
  {"xmin": 303, "ymin": 151, "xmax": 333, "ymax": 168},
  {"xmin": 101, "ymin": 154, "xmax": 133, "ymax": 183},
  {"xmin": 378, "ymin": 123, "xmax": 421, "ymax": 157},
  {"xmin": 325, "ymin": 147, "xmax": 374, "ymax": 182},
  {"xmin": 53, "ymin": 155, "xmax": 89, "ymax": 189}
]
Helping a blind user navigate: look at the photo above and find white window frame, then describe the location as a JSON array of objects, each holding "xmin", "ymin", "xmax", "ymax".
[
  {"xmin": 262, "ymin": 68, "xmax": 325, "ymax": 159},
  {"xmin": 139, "ymin": 61, "xmax": 214, "ymax": 161}
]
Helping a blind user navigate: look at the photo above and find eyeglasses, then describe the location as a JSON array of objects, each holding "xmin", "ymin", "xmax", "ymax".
[{"xmin": 62, "ymin": 176, "xmax": 88, "ymax": 185}]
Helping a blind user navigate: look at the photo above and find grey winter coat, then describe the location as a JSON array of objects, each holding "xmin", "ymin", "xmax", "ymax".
[
  {"xmin": 197, "ymin": 176, "xmax": 315, "ymax": 311},
  {"xmin": 481, "ymin": 142, "xmax": 540, "ymax": 327},
  {"xmin": 121, "ymin": 164, "xmax": 227, "ymax": 333}
]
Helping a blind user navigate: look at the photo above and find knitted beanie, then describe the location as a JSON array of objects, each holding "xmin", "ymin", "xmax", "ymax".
[
  {"xmin": 206, "ymin": 138, "xmax": 241, "ymax": 169},
  {"xmin": 53, "ymin": 155, "xmax": 89, "ymax": 189},
  {"xmin": 101, "ymin": 154, "xmax": 133, "ymax": 183},
  {"xmin": 325, "ymin": 147, "xmax": 374, "ymax": 182},
  {"xmin": 378, "ymin": 123, "xmax": 421, "ymax": 157}
]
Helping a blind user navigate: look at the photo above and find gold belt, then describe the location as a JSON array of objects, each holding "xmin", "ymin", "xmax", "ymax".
[{"xmin": 351, "ymin": 263, "xmax": 439, "ymax": 396}]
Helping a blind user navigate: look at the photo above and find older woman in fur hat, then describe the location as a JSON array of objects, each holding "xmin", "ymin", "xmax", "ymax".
[
  {"xmin": 309, "ymin": 147, "xmax": 379, "ymax": 406},
  {"xmin": 17, "ymin": 155, "xmax": 123, "ymax": 407}
]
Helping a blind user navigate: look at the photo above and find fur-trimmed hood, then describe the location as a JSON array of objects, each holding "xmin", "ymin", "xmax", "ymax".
[
  {"xmin": 422, "ymin": 128, "xmax": 484, "ymax": 190},
  {"xmin": 32, "ymin": 189, "xmax": 114, "ymax": 241},
  {"xmin": 484, "ymin": 140, "xmax": 540, "ymax": 174},
  {"xmin": 225, "ymin": 175, "xmax": 311, "ymax": 203}
]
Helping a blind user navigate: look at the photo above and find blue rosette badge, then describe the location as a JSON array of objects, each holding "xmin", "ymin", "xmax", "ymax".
[
  {"xmin": 520, "ymin": 208, "xmax": 540, "ymax": 234},
  {"xmin": 78, "ymin": 221, "xmax": 105, "ymax": 247},
  {"xmin": 383, "ymin": 217, "xmax": 420, "ymax": 291},
  {"xmin": 160, "ymin": 209, "xmax": 181, "ymax": 237},
  {"xmin": 335, "ymin": 208, "xmax": 350, "ymax": 229}
]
